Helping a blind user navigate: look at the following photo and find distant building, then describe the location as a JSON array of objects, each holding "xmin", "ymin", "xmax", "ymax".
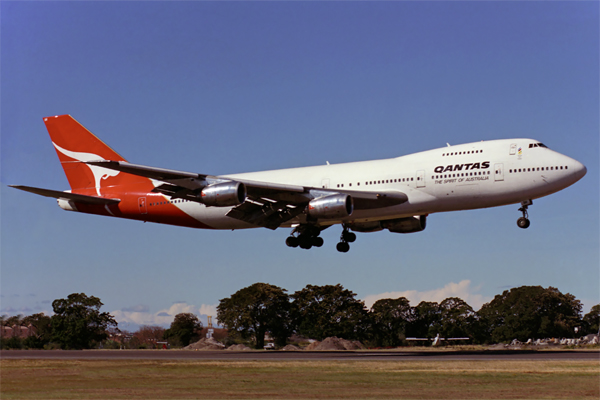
[{"xmin": 0, "ymin": 324, "xmax": 37, "ymax": 339}]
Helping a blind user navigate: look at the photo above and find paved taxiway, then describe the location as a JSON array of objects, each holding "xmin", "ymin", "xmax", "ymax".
[{"xmin": 2, "ymin": 349, "xmax": 598, "ymax": 361}]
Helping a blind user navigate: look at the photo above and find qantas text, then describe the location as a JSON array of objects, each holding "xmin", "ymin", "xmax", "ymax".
[{"xmin": 434, "ymin": 161, "xmax": 490, "ymax": 174}]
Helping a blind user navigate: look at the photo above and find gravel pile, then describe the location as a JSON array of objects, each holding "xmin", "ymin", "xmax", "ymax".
[
  {"xmin": 225, "ymin": 344, "xmax": 251, "ymax": 351},
  {"xmin": 304, "ymin": 337, "xmax": 364, "ymax": 351},
  {"xmin": 184, "ymin": 337, "xmax": 225, "ymax": 350}
]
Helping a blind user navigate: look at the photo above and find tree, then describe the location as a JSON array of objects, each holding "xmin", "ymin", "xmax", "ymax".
[
  {"xmin": 582, "ymin": 304, "xmax": 600, "ymax": 335},
  {"xmin": 22, "ymin": 313, "xmax": 52, "ymax": 349},
  {"xmin": 131, "ymin": 325, "xmax": 166, "ymax": 349},
  {"xmin": 292, "ymin": 284, "xmax": 369, "ymax": 341},
  {"xmin": 369, "ymin": 297, "xmax": 413, "ymax": 347},
  {"xmin": 3, "ymin": 314, "xmax": 24, "ymax": 328},
  {"xmin": 163, "ymin": 313, "xmax": 202, "ymax": 347},
  {"xmin": 51, "ymin": 293, "xmax": 117, "ymax": 349},
  {"xmin": 217, "ymin": 283, "xmax": 291, "ymax": 349},
  {"xmin": 437, "ymin": 297, "xmax": 476, "ymax": 339},
  {"xmin": 478, "ymin": 286, "xmax": 582, "ymax": 343},
  {"xmin": 407, "ymin": 301, "xmax": 440, "ymax": 339}
]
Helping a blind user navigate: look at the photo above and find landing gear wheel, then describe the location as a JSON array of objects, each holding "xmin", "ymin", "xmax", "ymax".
[
  {"xmin": 287, "ymin": 225, "xmax": 326, "ymax": 250},
  {"xmin": 342, "ymin": 231, "xmax": 356, "ymax": 243},
  {"xmin": 337, "ymin": 225, "xmax": 355, "ymax": 252},
  {"xmin": 285, "ymin": 236, "xmax": 299, "ymax": 248},
  {"xmin": 298, "ymin": 235, "xmax": 313, "ymax": 249},
  {"xmin": 517, "ymin": 217, "xmax": 530, "ymax": 229},
  {"xmin": 312, "ymin": 236, "xmax": 324, "ymax": 247},
  {"xmin": 336, "ymin": 242, "xmax": 350, "ymax": 253},
  {"xmin": 517, "ymin": 200, "xmax": 533, "ymax": 229}
]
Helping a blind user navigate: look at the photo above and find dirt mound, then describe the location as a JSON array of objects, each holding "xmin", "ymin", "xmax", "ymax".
[
  {"xmin": 304, "ymin": 337, "xmax": 365, "ymax": 351},
  {"xmin": 226, "ymin": 344, "xmax": 251, "ymax": 351},
  {"xmin": 184, "ymin": 337, "xmax": 225, "ymax": 350},
  {"xmin": 282, "ymin": 344, "xmax": 301, "ymax": 351}
]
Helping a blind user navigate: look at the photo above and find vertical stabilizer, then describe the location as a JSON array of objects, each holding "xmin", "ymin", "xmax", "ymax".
[{"xmin": 43, "ymin": 115, "xmax": 146, "ymax": 194}]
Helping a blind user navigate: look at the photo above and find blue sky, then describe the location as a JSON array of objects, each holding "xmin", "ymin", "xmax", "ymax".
[{"xmin": 2, "ymin": 2, "xmax": 598, "ymax": 331}]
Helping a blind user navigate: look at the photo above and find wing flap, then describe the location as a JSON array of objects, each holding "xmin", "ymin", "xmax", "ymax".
[
  {"xmin": 9, "ymin": 185, "xmax": 120, "ymax": 205},
  {"xmin": 226, "ymin": 200, "xmax": 304, "ymax": 230}
]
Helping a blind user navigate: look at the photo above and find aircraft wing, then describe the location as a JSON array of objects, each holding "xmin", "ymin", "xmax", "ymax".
[
  {"xmin": 9, "ymin": 185, "xmax": 121, "ymax": 205},
  {"xmin": 87, "ymin": 160, "xmax": 408, "ymax": 229}
]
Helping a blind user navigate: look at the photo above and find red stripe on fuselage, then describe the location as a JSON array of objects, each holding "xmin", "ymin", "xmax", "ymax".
[{"xmin": 70, "ymin": 185, "xmax": 214, "ymax": 229}]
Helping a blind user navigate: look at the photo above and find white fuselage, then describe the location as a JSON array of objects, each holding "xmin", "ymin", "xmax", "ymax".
[{"xmin": 168, "ymin": 138, "xmax": 586, "ymax": 230}]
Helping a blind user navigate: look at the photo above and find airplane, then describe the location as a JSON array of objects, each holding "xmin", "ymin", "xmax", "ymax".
[
  {"xmin": 406, "ymin": 333, "xmax": 470, "ymax": 346},
  {"xmin": 10, "ymin": 115, "xmax": 587, "ymax": 252}
]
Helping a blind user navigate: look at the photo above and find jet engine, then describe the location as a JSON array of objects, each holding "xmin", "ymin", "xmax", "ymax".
[
  {"xmin": 307, "ymin": 194, "xmax": 353, "ymax": 219},
  {"xmin": 201, "ymin": 182, "xmax": 246, "ymax": 207},
  {"xmin": 381, "ymin": 215, "xmax": 427, "ymax": 233}
]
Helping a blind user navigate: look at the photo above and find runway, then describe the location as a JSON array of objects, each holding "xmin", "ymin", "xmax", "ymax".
[{"xmin": 2, "ymin": 349, "xmax": 598, "ymax": 361}]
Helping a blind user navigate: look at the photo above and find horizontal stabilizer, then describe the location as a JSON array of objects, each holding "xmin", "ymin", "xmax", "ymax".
[{"xmin": 9, "ymin": 185, "xmax": 120, "ymax": 205}]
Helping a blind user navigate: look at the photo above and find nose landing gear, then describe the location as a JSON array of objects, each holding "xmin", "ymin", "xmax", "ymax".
[{"xmin": 517, "ymin": 200, "xmax": 532, "ymax": 229}]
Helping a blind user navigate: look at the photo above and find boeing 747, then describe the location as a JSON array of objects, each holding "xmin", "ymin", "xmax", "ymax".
[{"xmin": 11, "ymin": 115, "xmax": 587, "ymax": 252}]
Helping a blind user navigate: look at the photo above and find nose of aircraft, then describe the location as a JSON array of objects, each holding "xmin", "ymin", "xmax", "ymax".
[{"xmin": 571, "ymin": 158, "xmax": 587, "ymax": 182}]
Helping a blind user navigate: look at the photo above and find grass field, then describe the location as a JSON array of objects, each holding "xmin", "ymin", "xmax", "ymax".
[{"xmin": 1, "ymin": 359, "xmax": 598, "ymax": 399}]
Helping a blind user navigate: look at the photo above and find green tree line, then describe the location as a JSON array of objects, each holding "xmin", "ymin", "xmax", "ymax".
[
  {"xmin": 2, "ymin": 287, "xmax": 599, "ymax": 350},
  {"xmin": 217, "ymin": 283, "xmax": 599, "ymax": 348}
]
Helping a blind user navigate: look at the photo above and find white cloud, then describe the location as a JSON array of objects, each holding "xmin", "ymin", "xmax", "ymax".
[
  {"xmin": 199, "ymin": 304, "xmax": 217, "ymax": 317},
  {"xmin": 362, "ymin": 280, "xmax": 491, "ymax": 311},
  {"xmin": 111, "ymin": 302, "xmax": 219, "ymax": 330}
]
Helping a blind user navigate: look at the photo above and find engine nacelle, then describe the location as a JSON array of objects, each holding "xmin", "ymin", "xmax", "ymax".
[
  {"xmin": 381, "ymin": 215, "xmax": 427, "ymax": 234},
  {"xmin": 346, "ymin": 221, "xmax": 383, "ymax": 233},
  {"xmin": 307, "ymin": 194, "xmax": 353, "ymax": 219},
  {"xmin": 201, "ymin": 182, "xmax": 246, "ymax": 207}
]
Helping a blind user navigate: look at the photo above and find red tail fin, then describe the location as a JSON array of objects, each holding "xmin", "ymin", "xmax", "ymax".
[{"xmin": 44, "ymin": 115, "xmax": 147, "ymax": 193}]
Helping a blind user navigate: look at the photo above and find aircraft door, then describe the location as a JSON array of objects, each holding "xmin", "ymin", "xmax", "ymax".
[
  {"xmin": 494, "ymin": 163, "xmax": 504, "ymax": 182},
  {"xmin": 416, "ymin": 170, "xmax": 425, "ymax": 188},
  {"xmin": 138, "ymin": 197, "xmax": 148, "ymax": 214},
  {"xmin": 321, "ymin": 179, "xmax": 330, "ymax": 189}
]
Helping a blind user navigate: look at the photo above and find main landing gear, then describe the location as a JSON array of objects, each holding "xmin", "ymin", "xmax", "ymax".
[
  {"xmin": 285, "ymin": 224, "xmax": 357, "ymax": 252},
  {"xmin": 517, "ymin": 200, "xmax": 532, "ymax": 229},
  {"xmin": 336, "ymin": 225, "xmax": 356, "ymax": 253},
  {"xmin": 285, "ymin": 225, "xmax": 324, "ymax": 250}
]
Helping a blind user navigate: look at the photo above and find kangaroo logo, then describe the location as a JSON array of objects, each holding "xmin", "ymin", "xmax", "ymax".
[{"xmin": 53, "ymin": 142, "xmax": 120, "ymax": 196}]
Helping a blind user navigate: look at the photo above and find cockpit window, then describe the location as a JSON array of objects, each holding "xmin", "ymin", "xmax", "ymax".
[{"xmin": 528, "ymin": 143, "xmax": 549, "ymax": 149}]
